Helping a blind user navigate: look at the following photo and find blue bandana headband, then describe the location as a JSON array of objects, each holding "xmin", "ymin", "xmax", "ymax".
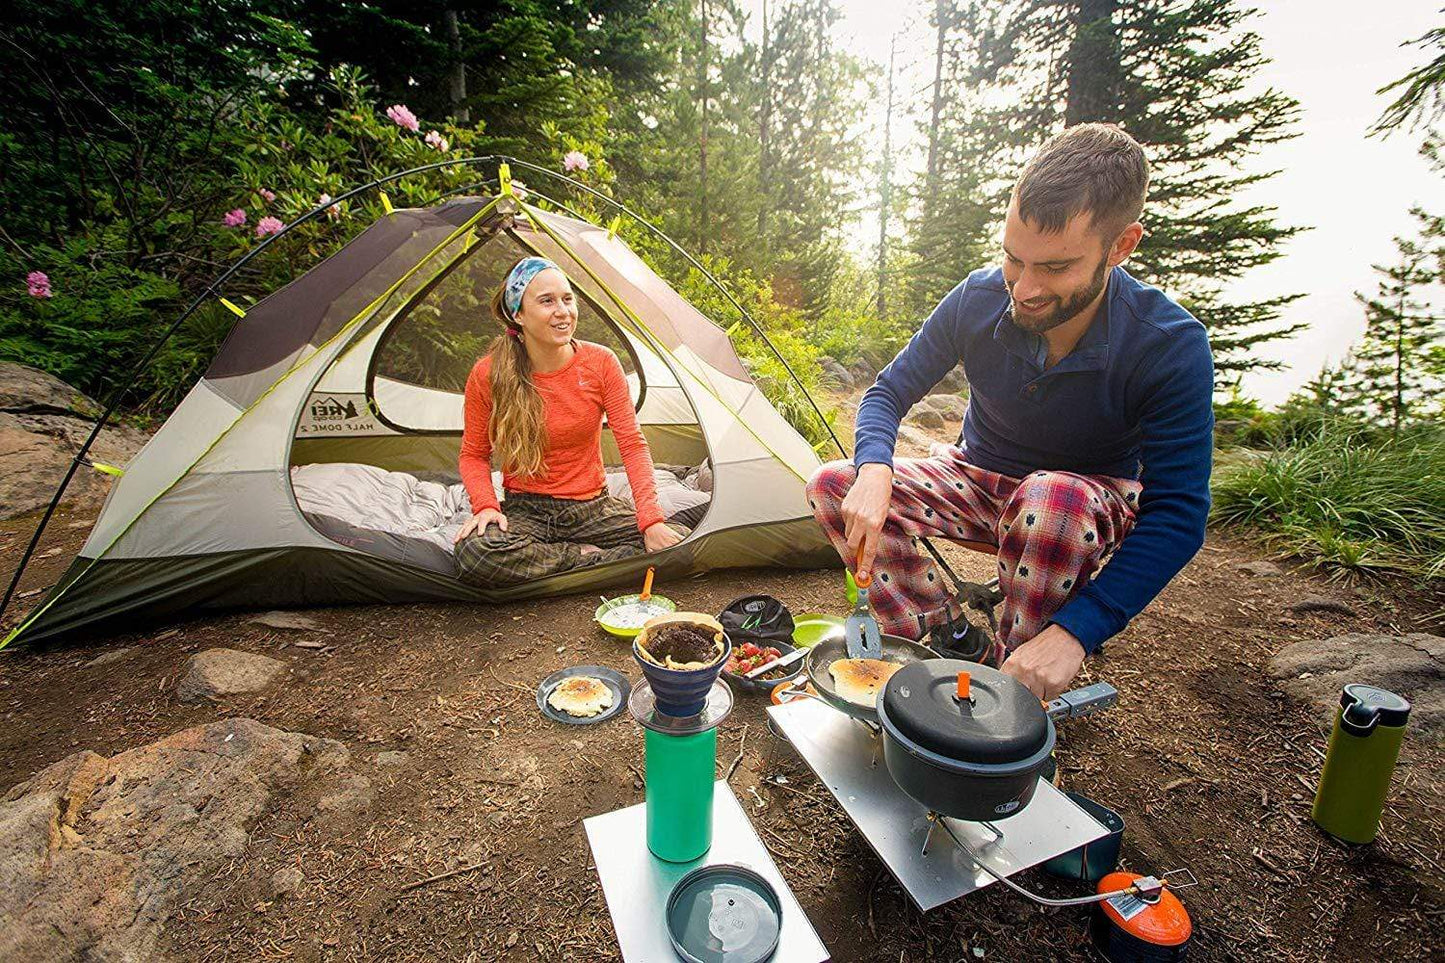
[{"xmin": 502, "ymin": 256, "xmax": 560, "ymax": 319}]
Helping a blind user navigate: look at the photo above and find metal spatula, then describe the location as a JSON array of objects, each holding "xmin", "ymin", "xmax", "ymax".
[{"xmin": 843, "ymin": 548, "xmax": 883, "ymax": 660}]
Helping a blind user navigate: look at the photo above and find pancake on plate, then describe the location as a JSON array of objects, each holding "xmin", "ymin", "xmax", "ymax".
[
  {"xmin": 547, "ymin": 676, "xmax": 615, "ymax": 717},
  {"xmin": 828, "ymin": 658, "xmax": 903, "ymax": 709}
]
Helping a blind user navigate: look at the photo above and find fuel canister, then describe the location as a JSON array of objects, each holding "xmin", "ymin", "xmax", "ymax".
[{"xmin": 1311, "ymin": 683, "xmax": 1412, "ymax": 844}]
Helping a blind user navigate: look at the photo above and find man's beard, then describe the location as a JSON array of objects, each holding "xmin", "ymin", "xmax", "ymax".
[{"xmin": 1008, "ymin": 257, "xmax": 1110, "ymax": 334}]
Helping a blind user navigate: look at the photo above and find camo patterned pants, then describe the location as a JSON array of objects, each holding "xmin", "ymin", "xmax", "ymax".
[
  {"xmin": 455, "ymin": 492, "xmax": 686, "ymax": 587},
  {"xmin": 806, "ymin": 444, "xmax": 1142, "ymax": 658}
]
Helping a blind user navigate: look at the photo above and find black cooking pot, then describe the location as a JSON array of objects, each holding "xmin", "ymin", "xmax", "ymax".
[{"xmin": 877, "ymin": 659, "xmax": 1054, "ymax": 821}]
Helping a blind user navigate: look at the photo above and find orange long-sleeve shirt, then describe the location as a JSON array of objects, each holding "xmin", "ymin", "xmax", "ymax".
[{"xmin": 459, "ymin": 341, "xmax": 665, "ymax": 532}]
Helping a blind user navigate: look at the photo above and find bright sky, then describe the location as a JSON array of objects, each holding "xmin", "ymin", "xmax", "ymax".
[{"xmin": 740, "ymin": 0, "xmax": 1442, "ymax": 405}]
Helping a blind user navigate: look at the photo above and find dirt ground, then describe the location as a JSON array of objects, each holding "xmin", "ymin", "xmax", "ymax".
[{"xmin": 2, "ymin": 404, "xmax": 1442, "ymax": 962}]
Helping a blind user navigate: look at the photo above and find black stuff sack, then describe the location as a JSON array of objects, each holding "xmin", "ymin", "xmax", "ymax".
[{"xmin": 716, "ymin": 595, "xmax": 795, "ymax": 646}]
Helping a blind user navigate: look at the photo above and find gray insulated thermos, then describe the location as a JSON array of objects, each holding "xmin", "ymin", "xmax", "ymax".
[{"xmin": 1311, "ymin": 684, "xmax": 1412, "ymax": 844}]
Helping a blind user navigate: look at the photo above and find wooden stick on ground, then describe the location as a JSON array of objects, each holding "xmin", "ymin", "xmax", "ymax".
[
  {"xmin": 725, "ymin": 724, "xmax": 750, "ymax": 782},
  {"xmin": 398, "ymin": 861, "xmax": 489, "ymax": 894}
]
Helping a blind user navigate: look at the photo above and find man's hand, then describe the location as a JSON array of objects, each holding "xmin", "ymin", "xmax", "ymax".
[
  {"xmin": 1000, "ymin": 624, "xmax": 1086, "ymax": 700},
  {"xmin": 643, "ymin": 522, "xmax": 684, "ymax": 553},
  {"xmin": 842, "ymin": 463, "xmax": 894, "ymax": 579},
  {"xmin": 454, "ymin": 508, "xmax": 507, "ymax": 544}
]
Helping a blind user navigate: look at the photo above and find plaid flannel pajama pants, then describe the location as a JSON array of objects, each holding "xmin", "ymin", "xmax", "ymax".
[
  {"xmin": 806, "ymin": 444, "xmax": 1143, "ymax": 661},
  {"xmin": 455, "ymin": 492, "xmax": 687, "ymax": 587}
]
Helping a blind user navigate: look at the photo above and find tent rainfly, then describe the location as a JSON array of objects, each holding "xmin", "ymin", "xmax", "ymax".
[{"xmin": 4, "ymin": 185, "xmax": 839, "ymax": 646}]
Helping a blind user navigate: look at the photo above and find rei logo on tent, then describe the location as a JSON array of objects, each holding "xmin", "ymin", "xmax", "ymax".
[
  {"xmin": 298, "ymin": 393, "xmax": 382, "ymax": 435},
  {"xmin": 311, "ymin": 395, "xmax": 361, "ymax": 421}
]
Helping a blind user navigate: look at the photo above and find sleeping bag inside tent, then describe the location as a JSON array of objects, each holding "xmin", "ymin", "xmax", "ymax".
[{"xmin": 5, "ymin": 192, "xmax": 838, "ymax": 646}]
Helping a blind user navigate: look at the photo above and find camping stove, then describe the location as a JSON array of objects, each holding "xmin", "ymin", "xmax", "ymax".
[{"xmin": 767, "ymin": 695, "xmax": 1113, "ymax": 911}]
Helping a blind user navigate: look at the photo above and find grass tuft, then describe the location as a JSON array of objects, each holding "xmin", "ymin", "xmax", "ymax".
[{"xmin": 1211, "ymin": 423, "xmax": 1445, "ymax": 580}]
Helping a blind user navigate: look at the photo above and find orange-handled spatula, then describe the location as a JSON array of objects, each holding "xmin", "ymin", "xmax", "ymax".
[{"xmin": 843, "ymin": 547, "xmax": 883, "ymax": 659}]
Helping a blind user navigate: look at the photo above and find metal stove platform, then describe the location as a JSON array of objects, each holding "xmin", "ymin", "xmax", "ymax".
[{"xmin": 768, "ymin": 697, "xmax": 1108, "ymax": 911}]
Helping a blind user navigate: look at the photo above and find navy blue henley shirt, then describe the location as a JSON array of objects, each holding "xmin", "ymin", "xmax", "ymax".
[{"xmin": 854, "ymin": 265, "xmax": 1215, "ymax": 652}]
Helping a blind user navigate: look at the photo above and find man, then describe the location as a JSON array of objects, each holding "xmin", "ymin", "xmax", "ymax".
[{"xmin": 807, "ymin": 123, "xmax": 1214, "ymax": 700}]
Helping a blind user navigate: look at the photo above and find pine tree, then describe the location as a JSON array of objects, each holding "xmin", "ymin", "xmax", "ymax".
[
  {"xmin": 1348, "ymin": 207, "xmax": 1445, "ymax": 434},
  {"xmin": 921, "ymin": 0, "xmax": 1305, "ymax": 381}
]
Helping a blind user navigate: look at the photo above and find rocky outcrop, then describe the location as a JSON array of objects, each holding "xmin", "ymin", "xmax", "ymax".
[
  {"xmin": 1269, "ymin": 633, "xmax": 1444, "ymax": 741},
  {"xmin": 0, "ymin": 362, "xmax": 148, "ymax": 520},
  {"xmin": 0, "ymin": 719, "xmax": 356, "ymax": 962}
]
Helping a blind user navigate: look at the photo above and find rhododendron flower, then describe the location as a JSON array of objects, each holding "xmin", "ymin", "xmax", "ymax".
[
  {"xmin": 386, "ymin": 104, "xmax": 420, "ymax": 133},
  {"xmin": 563, "ymin": 150, "xmax": 590, "ymax": 173},
  {"xmin": 424, "ymin": 130, "xmax": 449, "ymax": 151},
  {"xmin": 223, "ymin": 208, "xmax": 247, "ymax": 228},
  {"xmin": 26, "ymin": 271, "xmax": 52, "ymax": 298},
  {"xmin": 318, "ymin": 193, "xmax": 342, "ymax": 221},
  {"xmin": 255, "ymin": 216, "xmax": 284, "ymax": 237},
  {"xmin": 259, "ymin": 187, "xmax": 276, "ymax": 202}
]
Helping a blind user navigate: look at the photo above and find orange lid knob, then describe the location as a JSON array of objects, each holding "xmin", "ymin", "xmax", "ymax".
[{"xmin": 956, "ymin": 671, "xmax": 971, "ymax": 700}]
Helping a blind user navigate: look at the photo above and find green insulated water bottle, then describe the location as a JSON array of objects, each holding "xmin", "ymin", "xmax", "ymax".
[
  {"xmin": 630, "ymin": 679, "xmax": 733, "ymax": 863},
  {"xmin": 1312, "ymin": 684, "xmax": 1412, "ymax": 844}
]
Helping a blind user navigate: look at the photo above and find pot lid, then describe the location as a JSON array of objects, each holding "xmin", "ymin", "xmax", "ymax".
[
  {"xmin": 665, "ymin": 864, "xmax": 782, "ymax": 963},
  {"xmin": 880, "ymin": 660, "xmax": 1049, "ymax": 764}
]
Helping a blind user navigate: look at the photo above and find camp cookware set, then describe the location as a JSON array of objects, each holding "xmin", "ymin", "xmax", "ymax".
[{"xmin": 877, "ymin": 660, "xmax": 1118, "ymax": 822}]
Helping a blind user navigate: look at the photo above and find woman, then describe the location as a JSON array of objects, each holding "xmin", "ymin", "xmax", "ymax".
[{"xmin": 453, "ymin": 256, "xmax": 685, "ymax": 586}]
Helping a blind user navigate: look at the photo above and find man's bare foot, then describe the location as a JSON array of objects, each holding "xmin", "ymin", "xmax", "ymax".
[{"xmin": 579, "ymin": 544, "xmax": 602, "ymax": 556}]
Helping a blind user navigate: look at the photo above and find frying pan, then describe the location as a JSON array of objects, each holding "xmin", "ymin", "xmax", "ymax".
[{"xmin": 802, "ymin": 629, "xmax": 938, "ymax": 724}]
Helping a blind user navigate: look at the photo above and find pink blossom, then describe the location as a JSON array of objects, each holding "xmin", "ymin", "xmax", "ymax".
[
  {"xmin": 318, "ymin": 193, "xmax": 341, "ymax": 221},
  {"xmin": 386, "ymin": 104, "xmax": 420, "ymax": 133},
  {"xmin": 223, "ymin": 208, "xmax": 247, "ymax": 228},
  {"xmin": 255, "ymin": 216, "xmax": 285, "ymax": 237},
  {"xmin": 26, "ymin": 271, "xmax": 52, "ymax": 298},
  {"xmin": 424, "ymin": 130, "xmax": 449, "ymax": 151},
  {"xmin": 259, "ymin": 187, "xmax": 276, "ymax": 202},
  {"xmin": 563, "ymin": 150, "xmax": 590, "ymax": 173}
]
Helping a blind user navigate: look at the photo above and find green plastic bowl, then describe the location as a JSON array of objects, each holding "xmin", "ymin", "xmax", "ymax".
[
  {"xmin": 791, "ymin": 612, "xmax": 845, "ymax": 649},
  {"xmin": 594, "ymin": 594, "xmax": 678, "ymax": 638}
]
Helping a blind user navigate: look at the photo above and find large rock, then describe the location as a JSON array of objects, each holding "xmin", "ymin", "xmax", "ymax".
[
  {"xmin": 906, "ymin": 407, "xmax": 946, "ymax": 430},
  {"xmin": 176, "ymin": 648, "xmax": 288, "ymax": 702},
  {"xmin": 0, "ymin": 362, "xmax": 100, "ymax": 418},
  {"xmin": 1268, "ymin": 633, "xmax": 1444, "ymax": 741},
  {"xmin": 921, "ymin": 393, "xmax": 968, "ymax": 420},
  {"xmin": 0, "ymin": 364, "xmax": 149, "ymax": 520},
  {"xmin": 817, "ymin": 357, "xmax": 855, "ymax": 390},
  {"xmin": 935, "ymin": 366, "xmax": 967, "ymax": 393},
  {"xmin": 0, "ymin": 718, "xmax": 354, "ymax": 962}
]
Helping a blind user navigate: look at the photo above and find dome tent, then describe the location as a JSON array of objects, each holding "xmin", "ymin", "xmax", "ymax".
[{"xmin": 3, "ymin": 162, "xmax": 841, "ymax": 647}]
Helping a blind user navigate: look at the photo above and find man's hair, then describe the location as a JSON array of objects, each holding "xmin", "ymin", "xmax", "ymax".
[{"xmin": 1012, "ymin": 123, "xmax": 1149, "ymax": 238}]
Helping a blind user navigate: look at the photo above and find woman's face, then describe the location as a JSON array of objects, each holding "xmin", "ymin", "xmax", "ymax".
[{"xmin": 515, "ymin": 268, "xmax": 577, "ymax": 348}]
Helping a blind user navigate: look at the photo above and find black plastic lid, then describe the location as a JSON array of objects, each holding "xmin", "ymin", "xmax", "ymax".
[
  {"xmin": 881, "ymin": 660, "xmax": 1049, "ymax": 764},
  {"xmin": 1340, "ymin": 684, "xmax": 1411, "ymax": 735}
]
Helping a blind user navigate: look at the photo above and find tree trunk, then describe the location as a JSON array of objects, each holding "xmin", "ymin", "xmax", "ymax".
[
  {"xmin": 698, "ymin": 0, "xmax": 710, "ymax": 256},
  {"xmin": 925, "ymin": 0, "xmax": 949, "ymax": 198},
  {"xmin": 1064, "ymin": 0, "xmax": 1121, "ymax": 125},
  {"xmin": 758, "ymin": 0, "xmax": 771, "ymax": 236},
  {"xmin": 877, "ymin": 35, "xmax": 897, "ymax": 323},
  {"xmin": 443, "ymin": 9, "xmax": 468, "ymax": 123}
]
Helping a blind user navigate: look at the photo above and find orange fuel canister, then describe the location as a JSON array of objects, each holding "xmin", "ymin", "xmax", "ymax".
[{"xmin": 1089, "ymin": 871, "xmax": 1192, "ymax": 962}]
